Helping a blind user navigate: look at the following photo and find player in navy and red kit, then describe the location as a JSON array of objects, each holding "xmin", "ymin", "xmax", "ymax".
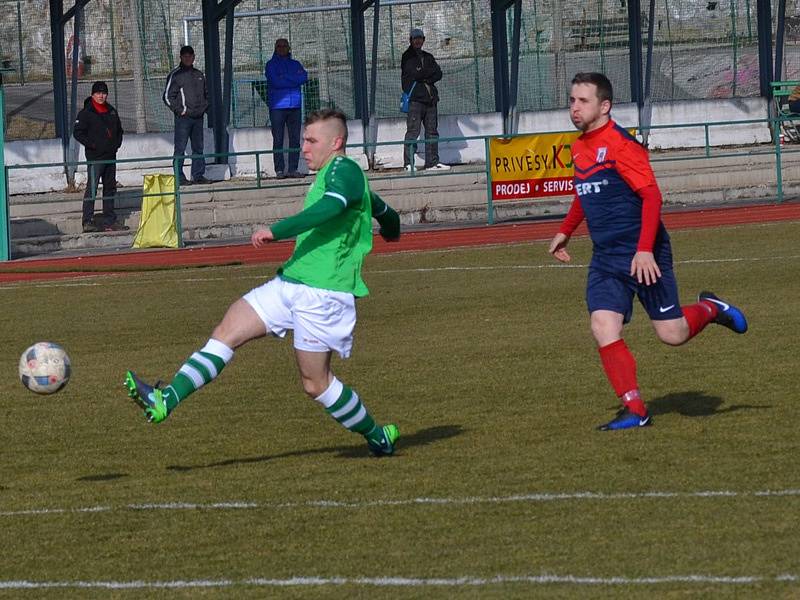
[{"xmin": 548, "ymin": 72, "xmax": 748, "ymax": 431}]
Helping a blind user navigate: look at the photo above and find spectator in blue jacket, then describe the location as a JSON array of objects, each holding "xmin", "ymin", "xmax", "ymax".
[{"xmin": 265, "ymin": 38, "xmax": 308, "ymax": 178}]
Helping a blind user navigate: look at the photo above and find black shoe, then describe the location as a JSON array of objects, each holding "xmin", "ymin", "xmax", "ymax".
[
  {"xmin": 275, "ymin": 171, "xmax": 287, "ymax": 179},
  {"xmin": 82, "ymin": 222, "xmax": 100, "ymax": 233},
  {"xmin": 287, "ymin": 171, "xmax": 305, "ymax": 178},
  {"xmin": 103, "ymin": 221, "xmax": 130, "ymax": 232},
  {"xmin": 193, "ymin": 176, "xmax": 212, "ymax": 185},
  {"xmin": 179, "ymin": 177, "xmax": 192, "ymax": 186}
]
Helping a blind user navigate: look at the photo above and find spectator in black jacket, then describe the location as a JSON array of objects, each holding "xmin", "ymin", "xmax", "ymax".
[
  {"xmin": 401, "ymin": 28, "xmax": 449, "ymax": 171},
  {"xmin": 163, "ymin": 46, "xmax": 211, "ymax": 185},
  {"xmin": 73, "ymin": 81, "xmax": 128, "ymax": 232}
]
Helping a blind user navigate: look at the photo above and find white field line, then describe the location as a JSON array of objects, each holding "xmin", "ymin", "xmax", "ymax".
[
  {"xmin": 2, "ymin": 253, "xmax": 800, "ymax": 290},
  {"xmin": 0, "ymin": 573, "xmax": 798, "ymax": 590},
  {"xmin": 1, "ymin": 488, "xmax": 799, "ymax": 518},
  {"xmin": 369, "ymin": 253, "xmax": 800, "ymax": 274},
  {"xmin": 1, "ymin": 217, "xmax": 797, "ymax": 291}
]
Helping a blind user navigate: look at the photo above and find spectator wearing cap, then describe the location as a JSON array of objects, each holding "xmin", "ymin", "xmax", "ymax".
[
  {"xmin": 73, "ymin": 81, "xmax": 128, "ymax": 232},
  {"xmin": 264, "ymin": 38, "xmax": 308, "ymax": 178},
  {"xmin": 401, "ymin": 28, "xmax": 449, "ymax": 171},
  {"xmin": 163, "ymin": 45, "xmax": 211, "ymax": 185}
]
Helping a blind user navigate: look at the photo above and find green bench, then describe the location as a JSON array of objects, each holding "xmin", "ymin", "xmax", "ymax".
[{"xmin": 771, "ymin": 80, "xmax": 800, "ymax": 143}]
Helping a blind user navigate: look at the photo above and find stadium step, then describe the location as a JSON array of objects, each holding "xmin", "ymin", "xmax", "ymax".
[{"xmin": 7, "ymin": 149, "xmax": 800, "ymax": 258}]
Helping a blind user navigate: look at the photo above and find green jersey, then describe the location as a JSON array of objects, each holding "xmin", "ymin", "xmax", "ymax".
[{"xmin": 278, "ymin": 155, "xmax": 374, "ymax": 296}]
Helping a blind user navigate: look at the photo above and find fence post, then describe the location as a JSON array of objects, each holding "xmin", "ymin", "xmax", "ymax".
[
  {"xmin": 173, "ymin": 157, "xmax": 184, "ymax": 247},
  {"xmin": 485, "ymin": 136, "xmax": 494, "ymax": 225},
  {"xmin": 774, "ymin": 116, "xmax": 784, "ymax": 203},
  {"xmin": 0, "ymin": 86, "xmax": 9, "ymax": 260}
]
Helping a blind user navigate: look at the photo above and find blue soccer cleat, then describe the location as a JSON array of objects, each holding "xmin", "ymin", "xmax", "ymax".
[
  {"xmin": 597, "ymin": 408, "xmax": 652, "ymax": 431},
  {"xmin": 367, "ymin": 424, "xmax": 399, "ymax": 456},
  {"xmin": 699, "ymin": 291, "xmax": 748, "ymax": 334}
]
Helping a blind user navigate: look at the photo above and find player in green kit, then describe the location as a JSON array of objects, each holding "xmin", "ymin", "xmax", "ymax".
[{"xmin": 124, "ymin": 108, "xmax": 401, "ymax": 456}]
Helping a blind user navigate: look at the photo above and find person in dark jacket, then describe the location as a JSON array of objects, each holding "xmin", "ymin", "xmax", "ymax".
[
  {"xmin": 73, "ymin": 81, "xmax": 128, "ymax": 232},
  {"xmin": 163, "ymin": 45, "xmax": 211, "ymax": 185},
  {"xmin": 401, "ymin": 28, "xmax": 449, "ymax": 171},
  {"xmin": 265, "ymin": 38, "xmax": 308, "ymax": 178}
]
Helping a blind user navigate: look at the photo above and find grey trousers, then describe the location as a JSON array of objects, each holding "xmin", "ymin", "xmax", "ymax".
[{"xmin": 404, "ymin": 101, "xmax": 439, "ymax": 168}]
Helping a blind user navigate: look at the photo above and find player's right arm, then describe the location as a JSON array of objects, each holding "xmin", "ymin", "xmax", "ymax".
[
  {"xmin": 253, "ymin": 157, "xmax": 369, "ymax": 247},
  {"xmin": 257, "ymin": 197, "xmax": 346, "ymax": 245},
  {"xmin": 548, "ymin": 195, "xmax": 584, "ymax": 263}
]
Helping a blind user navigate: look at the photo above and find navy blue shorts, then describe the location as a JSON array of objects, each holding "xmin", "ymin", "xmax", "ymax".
[{"xmin": 586, "ymin": 266, "xmax": 683, "ymax": 323}]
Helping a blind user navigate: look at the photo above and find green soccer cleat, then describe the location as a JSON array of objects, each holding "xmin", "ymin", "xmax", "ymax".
[
  {"xmin": 367, "ymin": 423, "xmax": 399, "ymax": 457},
  {"xmin": 124, "ymin": 370, "xmax": 169, "ymax": 423}
]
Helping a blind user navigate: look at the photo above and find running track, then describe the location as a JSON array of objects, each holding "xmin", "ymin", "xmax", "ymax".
[{"xmin": 1, "ymin": 202, "xmax": 798, "ymax": 283}]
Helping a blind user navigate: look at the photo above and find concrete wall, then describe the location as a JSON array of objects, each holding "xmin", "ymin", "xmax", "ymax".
[
  {"xmin": 514, "ymin": 98, "xmax": 770, "ymax": 148},
  {"xmin": 647, "ymin": 97, "xmax": 770, "ymax": 148},
  {"xmin": 5, "ymin": 96, "xmax": 772, "ymax": 195}
]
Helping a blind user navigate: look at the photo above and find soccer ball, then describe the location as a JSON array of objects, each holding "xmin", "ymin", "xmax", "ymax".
[{"xmin": 19, "ymin": 342, "xmax": 71, "ymax": 394}]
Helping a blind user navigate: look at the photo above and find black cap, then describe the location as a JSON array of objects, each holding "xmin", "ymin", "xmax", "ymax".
[
  {"xmin": 180, "ymin": 45, "xmax": 195, "ymax": 56},
  {"xmin": 91, "ymin": 81, "xmax": 109, "ymax": 94}
]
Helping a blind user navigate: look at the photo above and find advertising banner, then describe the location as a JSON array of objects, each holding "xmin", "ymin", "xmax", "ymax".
[{"xmin": 489, "ymin": 132, "xmax": 580, "ymax": 201}]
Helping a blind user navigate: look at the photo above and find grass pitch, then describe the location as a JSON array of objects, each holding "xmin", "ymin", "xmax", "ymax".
[{"xmin": 0, "ymin": 221, "xmax": 798, "ymax": 598}]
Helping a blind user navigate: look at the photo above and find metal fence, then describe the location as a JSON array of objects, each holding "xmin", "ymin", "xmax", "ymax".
[{"xmin": 1, "ymin": 0, "xmax": 798, "ymax": 140}]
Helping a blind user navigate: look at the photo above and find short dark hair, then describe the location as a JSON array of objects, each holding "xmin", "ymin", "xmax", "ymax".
[
  {"xmin": 305, "ymin": 108, "xmax": 348, "ymax": 142},
  {"xmin": 571, "ymin": 72, "xmax": 613, "ymax": 103},
  {"xmin": 180, "ymin": 45, "xmax": 195, "ymax": 56}
]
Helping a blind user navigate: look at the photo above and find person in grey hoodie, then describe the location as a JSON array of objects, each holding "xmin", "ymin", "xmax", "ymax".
[{"xmin": 163, "ymin": 45, "xmax": 210, "ymax": 185}]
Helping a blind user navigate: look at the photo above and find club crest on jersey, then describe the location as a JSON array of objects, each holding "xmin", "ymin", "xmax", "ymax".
[{"xmin": 596, "ymin": 147, "xmax": 607, "ymax": 162}]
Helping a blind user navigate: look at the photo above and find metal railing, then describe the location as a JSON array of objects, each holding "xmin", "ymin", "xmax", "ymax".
[{"xmin": 1, "ymin": 113, "xmax": 797, "ymax": 260}]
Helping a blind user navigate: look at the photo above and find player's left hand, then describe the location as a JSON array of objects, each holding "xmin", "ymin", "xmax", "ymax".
[
  {"xmin": 630, "ymin": 251, "xmax": 661, "ymax": 285},
  {"xmin": 251, "ymin": 228, "xmax": 274, "ymax": 248}
]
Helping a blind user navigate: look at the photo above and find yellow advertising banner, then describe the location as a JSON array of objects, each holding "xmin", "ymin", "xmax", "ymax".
[
  {"xmin": 489, "ymin": 132, "xmax": 580, "ymax": 201},
  {"xmin": 133, "ymin": 174, "xmax": 179, "ymax": 249}
]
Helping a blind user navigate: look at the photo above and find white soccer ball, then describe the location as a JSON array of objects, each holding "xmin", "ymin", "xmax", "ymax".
[{"xmin": 19, "ymin": 342, "xmax": 71, "ymax": 394}]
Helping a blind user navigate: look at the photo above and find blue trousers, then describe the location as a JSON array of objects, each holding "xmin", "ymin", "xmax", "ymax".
[
  {"xmin": 174, "ymin": 115, "xmax": 205, "ymax": 181},
  {"xmin": 269, "ymin": 108, "xmax": 302, "ymax": 174}
]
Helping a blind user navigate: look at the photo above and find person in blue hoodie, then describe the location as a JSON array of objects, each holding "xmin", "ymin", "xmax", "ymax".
[{"xmin": 265, "ymin": 38, "xmax": 309, "ymax": 178}]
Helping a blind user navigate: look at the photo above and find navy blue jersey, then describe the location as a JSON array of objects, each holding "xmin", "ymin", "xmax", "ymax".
[{"xmin": 572, "ymin": 120, "xmax": 671, "ymax": 272}]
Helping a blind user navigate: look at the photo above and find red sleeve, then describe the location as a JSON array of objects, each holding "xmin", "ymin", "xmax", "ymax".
[
  {"xmin": 636, "ymin": 184, "xmax": 663, "ymax": 252},
  {"xmin": 558, "ymin": 195, "xmax": 585, "ymax": 236},
  {"xmin": 615, "ymin": 137, "xmax": 657, "ymax": 192}
]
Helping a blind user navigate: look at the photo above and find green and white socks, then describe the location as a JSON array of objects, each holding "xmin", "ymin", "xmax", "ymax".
[
  {"xmin": 161, "ymin": 338, "xmax": 234, "ymax": 413},
  {"xmin": 156, "ymin": 341, "xmax": 382, "ymax": 445},
  {"xmin": 315, "ymin": 377, "xmax": 384, "ymax": 444}
]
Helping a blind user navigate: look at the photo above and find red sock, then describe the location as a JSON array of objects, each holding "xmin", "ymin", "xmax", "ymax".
[
  {"xmin": 598, "ymin": 339, "xmax": 646, "ymax": 416},
  {"xmin": 621, "ymin": 389, "xmax": 647, "ymax": 417},
  {"xmin": 682, "ymin": 301, "xmax": 719, "ymax": 339}
]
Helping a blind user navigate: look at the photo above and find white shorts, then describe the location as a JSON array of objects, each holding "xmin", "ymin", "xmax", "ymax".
[{"xmin": 243, "ymin": 277, "xmax": 357, "ymax": 358}]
